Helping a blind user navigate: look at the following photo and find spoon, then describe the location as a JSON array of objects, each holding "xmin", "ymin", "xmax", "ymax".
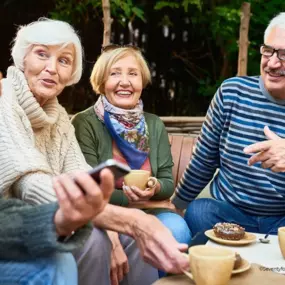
[{"xmin": 259, "ymin": 233, "xmax": 270, "ymax": 244}]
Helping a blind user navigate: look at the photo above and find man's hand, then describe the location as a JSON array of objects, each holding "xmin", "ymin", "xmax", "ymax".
[
  {"xmin": 107, "ymin": 231, "xmax": 129, "ymax": 285},
  {"xmin": 132, "ymin": 214, "xmax": 189, "ymax": 274},
  {"xmin": 244, "ymin": 126, "xmax": 285, "ymax": 172},
  {"xmin": 54, "ymin": 169, "xmax": 114, "ymax": 236}
]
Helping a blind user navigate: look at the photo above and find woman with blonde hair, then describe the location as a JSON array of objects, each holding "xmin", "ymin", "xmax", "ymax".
[{"xmin": 72, "ymin": 45, "xmax": 191, "ymax": 282}]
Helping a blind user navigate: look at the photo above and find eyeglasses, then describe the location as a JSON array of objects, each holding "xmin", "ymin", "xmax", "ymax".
[
  {"xmin": 260, "ymin": 44, "xmax": 285, "ymax": 61},
  {"xmin": 101, "ymin": 44, "xmax": 141, "ymax": 54}
]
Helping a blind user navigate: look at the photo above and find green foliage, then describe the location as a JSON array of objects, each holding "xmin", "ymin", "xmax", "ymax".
[
  {"xmin": 49, "ymin": 0, "xmax": 285, "ymax": 107},
  {"xmin": 51, "ymin": 0, "xmax": 145, "ymax": 25},
  {"xmin": 154, "ymin": 0, "xmax": 201, "ymax": 12}
]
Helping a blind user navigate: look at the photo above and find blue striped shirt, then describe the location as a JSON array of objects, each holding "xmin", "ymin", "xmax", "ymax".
[{"xmin": 172, "ymin": 76, "xmax": 285, "ymax": 215}]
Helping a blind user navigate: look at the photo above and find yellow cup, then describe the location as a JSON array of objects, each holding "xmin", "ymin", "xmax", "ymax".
[
  {"xmin": 278, "ymin": 227, "xmax": 285, "ymax": 259},
  {"xmin": 123, "ymin": 170, "xmax": 157, "ymax": 190},
  {"xmin": 183, "ymin": 245, "xmax": 235, "ymax": 285}
]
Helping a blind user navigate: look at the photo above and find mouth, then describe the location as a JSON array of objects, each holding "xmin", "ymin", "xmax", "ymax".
[
  {"xmin": 265, "ymin": 69, "xmax": 285, "ymax": 78},
  {"xmin": 41, "ymin": 79, "xmax": 57, "ymax": 87},
  {"xmin": 115, "ymin": 90, "xmax": 133, "ymax": 97}
]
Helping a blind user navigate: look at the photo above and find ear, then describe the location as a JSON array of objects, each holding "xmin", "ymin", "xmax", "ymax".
[{"xmin": 264, "ymin": 126, "xmax": 280, "ymax": 140}]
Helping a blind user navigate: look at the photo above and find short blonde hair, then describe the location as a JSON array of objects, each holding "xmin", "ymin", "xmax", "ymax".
[
  {"xmin": 90, "ymin": 47, "xmax": 151, "ymax": 94},
  {"xmin": 11, "ymin": 18, "xmax": 83, "ymax": 86}
]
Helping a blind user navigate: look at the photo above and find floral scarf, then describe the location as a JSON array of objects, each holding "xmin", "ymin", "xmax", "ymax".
[{"xmin": 94, "ymin": 96, "xmax": 150, "ymax": 169}]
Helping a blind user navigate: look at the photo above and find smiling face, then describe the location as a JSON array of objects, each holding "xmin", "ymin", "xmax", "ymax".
[
  {"xmin": 104, "ymin": 55, "xmax": 143, "ymax": 109},
  {"xmin": 24, "ymin": 44, "xmax": 75, "ymax": 106},
  {"xmin": 261, "ymin": 27, "xmax": 285, "ymax": 100}
]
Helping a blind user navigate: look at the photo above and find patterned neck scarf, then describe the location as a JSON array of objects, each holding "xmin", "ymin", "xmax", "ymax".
[{"xmin": 94, "ymin": 96, "xmax": 149, "ymax": 169}]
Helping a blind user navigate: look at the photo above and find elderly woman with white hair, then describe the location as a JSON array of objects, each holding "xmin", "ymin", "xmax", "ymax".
[
  {"xmin": 0, "ymin": 18, "xmax": 97, "ymax": 285},
  {"xmin": 0, "ymin": 18, "xmax": 89, "ymax": 204}
]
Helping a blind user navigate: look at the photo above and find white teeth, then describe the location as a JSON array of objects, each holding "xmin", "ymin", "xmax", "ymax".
[{"xmin": 116, "ymin": 91, "xmax": 131, "ymax": 95}]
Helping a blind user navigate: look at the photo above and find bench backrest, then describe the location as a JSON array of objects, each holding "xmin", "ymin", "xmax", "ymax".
[{"xmin": 168, "ymin": 134, "xmax": 197, "ymax": 187}]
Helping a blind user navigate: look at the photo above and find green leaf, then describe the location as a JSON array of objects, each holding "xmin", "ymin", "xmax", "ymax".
[
  {"xmin": 154, "ymin": 1, "xmax": 180, "ymax": 10},
  {"xmin": 132, "ymin": 7, "xmax": 145, "ymax": 22}
]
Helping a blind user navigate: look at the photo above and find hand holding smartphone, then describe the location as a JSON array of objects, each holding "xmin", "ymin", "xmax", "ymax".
[
  {"xmin": 75, "ymin": 159, "xmax": 131, "ymax": 194},
  {"xmin": 88, "ymin": 159, "xmax": 131, "ymax": 183}
]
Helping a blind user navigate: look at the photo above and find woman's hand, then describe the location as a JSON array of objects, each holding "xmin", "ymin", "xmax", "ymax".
[
  {"xmin": 53, "ymin": 169, "xmax": 114, "ymax": 236},
  {"xmin": 107, "ymin": 231, "xmax": 129, "ymax": 285},
  {"xmin": 122, "ymin": 180, "xmax": 160, "ymax": 203}
]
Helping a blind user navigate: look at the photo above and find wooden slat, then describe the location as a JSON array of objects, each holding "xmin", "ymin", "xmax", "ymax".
[
  {"xmin": 177, "ymin": 137, "xmax": 196, "ymax": 183},
  {"xmin": 170, "ymin": 135, "xmax": 184, "ymax": 186},
  {"xmin": 161, "ymin": 116, "xmax": 205, "ymax": 123}
]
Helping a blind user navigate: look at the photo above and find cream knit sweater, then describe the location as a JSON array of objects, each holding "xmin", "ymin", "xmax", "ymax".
[{"xmin": 0, "ymin": 66, "xmax": 90, "ymax": 205}]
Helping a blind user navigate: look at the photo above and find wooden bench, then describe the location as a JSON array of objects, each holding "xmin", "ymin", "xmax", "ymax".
[{"xmin": 168, "ymin": 134, "xmax": 197, "ymax": 187}]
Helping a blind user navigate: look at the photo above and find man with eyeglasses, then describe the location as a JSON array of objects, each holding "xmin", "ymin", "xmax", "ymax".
[{"xmin": 172, "ymin": 13, "xmax": 285, "ymax": 238}]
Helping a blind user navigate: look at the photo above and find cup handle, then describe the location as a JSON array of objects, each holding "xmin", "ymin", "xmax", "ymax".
[
  {"xmin": 181, "ymin": 253, "xmax": 193, "ymax": 279},
  {"xmin": 147, "ymin": 177, "xmax": 158, "ymax": 188}
]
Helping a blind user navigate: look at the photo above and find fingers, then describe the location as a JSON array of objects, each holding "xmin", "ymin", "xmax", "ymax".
[
  {"xmin": 99, "ymin": 168, "xmax": 114, "ymax": 201},
  {"xmin": 130, "ymin": 186, "xmax": 147, "ymax": 197},
  {"xmin": 123, "ymin": 260, "xmax": 129, "ymax": 275},
  {"xmin": 117, "ymin": 265, "xmax": 124, "ymax": 282},
  {"xmin": 128, "ymin": 186, "xmax": 155, "ymax": 199},
  {"xmin": 53, "ymin": 176, "xmax": 72, "ymax": 212},
  {"xmin": 110, "ymin": 266, "xmax": 119, "ymax": 285},
  {"xmin": 264, "ymin": 126, "xmax": 280, "ymax": 140},
  {"xmin": 243, "ymin": 140, "xmax": 272, "ymax": 154},
  {"xmin": 59, "ymin": 173, "xmax": 89, "ymax": 209},
  {"xmin": 247, "ymin": 151, "xmax": 270, "ymax": 166},
  {"xmin": 123, "ymin": 186, "xmax": 140, "ymax": 202},
  {"xmin": 177, "ymin": 243, "xmax": 189, "ymax": 252}
]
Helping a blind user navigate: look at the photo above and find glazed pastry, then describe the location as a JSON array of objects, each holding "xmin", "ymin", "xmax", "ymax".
[
  {"xmin": 234, "ymin": 253, "xmax": 242, "ymax": 269},
  {"xmin": 213, "ymin": 222, "xmax": 245, "ymax": 240}
]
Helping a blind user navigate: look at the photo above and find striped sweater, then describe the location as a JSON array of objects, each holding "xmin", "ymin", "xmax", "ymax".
[{"xmin": 172, "ymin": 76, "xmax": 285, "ymax": 215}]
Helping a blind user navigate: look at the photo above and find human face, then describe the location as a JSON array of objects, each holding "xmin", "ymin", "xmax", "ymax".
[
  {"xmin": 24, "ymin": 44, "xmax": 75, "ymax": 106},
  {"xmin": 260, "ymin": 27, "xmax": 285, "ymax": 100},
  {"xmin": 104, "ymin": 55, "xmax": 143, "ymax": 109}
]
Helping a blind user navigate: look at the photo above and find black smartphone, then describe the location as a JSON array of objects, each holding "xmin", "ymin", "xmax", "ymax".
[
  {"xmin": 88, "ymin": 159, "xmax": 131, "ymax": 183},
  {"xmin": 75, "ymin": 159, "xmax": 130, "ymax": 195}
]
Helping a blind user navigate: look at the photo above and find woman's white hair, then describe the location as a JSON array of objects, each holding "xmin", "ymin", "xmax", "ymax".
[
  {"xmin": 11, "ymin": 18, "xmax": 83, "ymax": 86},
  {"xmin": 264, "ymin": 13, "xmax": 285, "ymax": 42}
]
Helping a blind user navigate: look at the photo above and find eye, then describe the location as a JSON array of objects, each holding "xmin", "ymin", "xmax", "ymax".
[
  {"xmin": 37, "ymin": 51, "xmax": 48, "ymax": 58},
  {"xmin": 59, "ymin": 57, "xmax": 70, "ymax": 65},
  {"xmin": 261, "ymin": 46, "xmax": 273, "ymax": 56},
  {"xmin": 129, "ymin": 71, "xmax": 137, "ymax": 76},
  {"xmin": 110, "ymin": 71, "xmax": 120, "ymax": 76},
  {"xmin": 279, "ymin": 50, "xmax": 285, "ymax": 61}
]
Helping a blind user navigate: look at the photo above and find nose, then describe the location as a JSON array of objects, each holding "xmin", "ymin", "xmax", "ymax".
[
  {"xmin": 267, "ymin": 52, "xmax": 282, "ymax": 69},
  {"xmin": 119, "ymin": 74, "xmax": 131, "ymax": 86},
  {"xmin": 45, "ymin": 57, "xmax": 57, "ymax": 74}
]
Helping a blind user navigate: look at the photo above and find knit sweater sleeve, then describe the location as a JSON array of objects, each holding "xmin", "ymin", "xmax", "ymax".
[
  {"xmin": 171, "ymin": 85, "xmax": 225, "ymax": 209},
  {"xmin": 0, "ymin": 198, "xmax": 91, "ymax": 260},
  {"xmin": 0, "ymin": 79, "xmax": 55, "ymax": 204},
  {"xmin": 61, "ymin": 126, "xmax": 92, "ymax": 173},
  {"xmin": 149, "ymin": 115, "xmax": 174, "ymax": 201}
]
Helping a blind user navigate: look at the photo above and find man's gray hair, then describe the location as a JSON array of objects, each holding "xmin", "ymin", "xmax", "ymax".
[
  {"xmin": 264, "ymin": 13, "xmax": 285, "ymax": 42},
  {"xmin": 11, "ymin": 18, "xmax": 83, "ymax": 86}
]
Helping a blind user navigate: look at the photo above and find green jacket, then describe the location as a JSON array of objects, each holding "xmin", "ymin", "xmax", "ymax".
[
  {"xmin": 72, "ymin": 107, "xmax": 174, "ymax": 206},
  {"xmin": 0, "ymin": 198, "xmax": 91, "ymax": 260}
]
